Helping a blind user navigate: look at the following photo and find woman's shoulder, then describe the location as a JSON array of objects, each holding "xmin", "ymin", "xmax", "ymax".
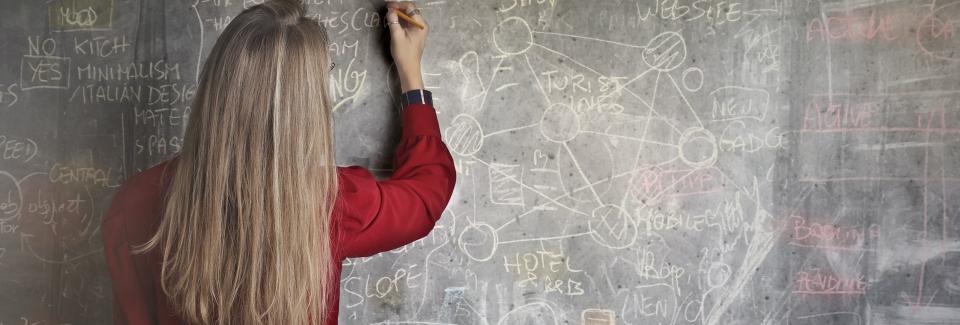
[
  {"xmin": 119, "ymin": 157, "xmax": 178, "ymax": 198},
  {"xmin": 101, "ymin": 157, "xmax": 178, "ymax": 234}
]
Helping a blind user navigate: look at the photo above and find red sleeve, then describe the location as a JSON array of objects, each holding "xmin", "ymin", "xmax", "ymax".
[
  {"xmin": 336, "ymin": 103, "xmax": 457, "ymax": 258},
  {"xmin": 101, "ymin": 183, "xmax": 159, "ymax": 325}
]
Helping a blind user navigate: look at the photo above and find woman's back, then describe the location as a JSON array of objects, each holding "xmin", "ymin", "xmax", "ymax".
[
  {"xmin": 102, "ymin": 101, "xmax": 455, "ymax": 324},
  {"xmin": 101, "ymin": 0, "xmax": 453, "ymax": 324}
]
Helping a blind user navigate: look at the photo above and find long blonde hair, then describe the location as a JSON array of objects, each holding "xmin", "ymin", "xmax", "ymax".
[{"xmin": 135, "ymin": 1, "xmax": 338, "ymax": 324}]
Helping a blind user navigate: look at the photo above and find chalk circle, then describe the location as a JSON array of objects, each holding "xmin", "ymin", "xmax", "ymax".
[
  {"xmin": 493, "ymin": 17, "xmax": 533, "ymax": 56},
  {"xmin": 681, "ymin": 67, "xmax": 704, "ymax": 92},
  {"xmin": 0, "ymin": 171, "xmax": 21, "ymax": 221},
  {"xmin": 627, "ymin": 166, "xmax": 663, "ymax": 205},
  {"xmin": 707, "ymin": 262, "xmax": 732, "ymax": 289},
  {"xmin": 539, "ymin": 103, "xmax": 580, "ymax": 143},
  {"xmin": 445, "ymin": 114, "xmax": 484, "ymax": 156},
  {"xmin": 640, "ymin": 32, "xmax": 687, "ymax": 71},
  {"xmin": 678, "ymin": 127, "xmax": 718, "ymax": 168},
  {"xmin": 916, "ymin": 2, "xmax": 960, "ymax": 62},
  {"xmin": 17, "ymin": 172, "xmax": 97, "ymax": 255},
  {"xmin": 458, "ymin": 222, "xmax": 498, "ymax": 262},
  {"xmin": 588, "ymin": 204, "xmax": 638, "ymax": 249},
  {"xmin": 642, "ymin": 31, "xmax": 687, "ymax": 72}
]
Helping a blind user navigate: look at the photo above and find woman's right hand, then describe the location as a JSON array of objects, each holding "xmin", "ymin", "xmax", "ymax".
[{"xmin": 385, "ymin": 2, "xmax": 428, "ymax": 92}]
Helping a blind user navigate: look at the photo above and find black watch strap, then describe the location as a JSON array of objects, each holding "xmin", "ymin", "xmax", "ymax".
[{"xmin": 400, "ymin": 89, "xmax": 432, "ymax": 108}]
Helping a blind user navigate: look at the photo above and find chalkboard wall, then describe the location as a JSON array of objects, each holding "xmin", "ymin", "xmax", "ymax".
[{"xmin": 2, "ymin": 0, "xmax": 960, "ymax": 324}]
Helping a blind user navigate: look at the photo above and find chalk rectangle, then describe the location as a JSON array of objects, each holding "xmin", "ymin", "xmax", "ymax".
[
  {"xmin": 710, "ymin": 86, "xmax": 770, "ymax": 122},
  {"xmin": 489, "ymin": 163, "xmax": 524, "ymax": 206},
  {"xmin": 582, "ymin": 308, "xmax": 615, "ymax": 325},
  {"xmin": 20, "ymin": 56, "xmax": 71, "ymax": 90},
  {"xmin": 49, "ymin": 0, "xmax": 115, "ymax": 31}
]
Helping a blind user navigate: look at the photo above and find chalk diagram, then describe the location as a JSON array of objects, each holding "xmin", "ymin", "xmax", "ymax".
[
  {"xmin": 447, "ymin": 16, "xmax": 732, "ymax": 263},
  {"xmin": 0, "ymin": 170, "xmax": 99, "ymax": 264}
]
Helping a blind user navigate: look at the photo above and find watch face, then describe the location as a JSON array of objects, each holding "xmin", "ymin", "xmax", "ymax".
[
  {"xmin": 402, "ymin": 89, "xmax": 432, "ymax": 106},
  {"xmin": 408, "ymin": 92, "xmax": 421, "ymax": 104}
]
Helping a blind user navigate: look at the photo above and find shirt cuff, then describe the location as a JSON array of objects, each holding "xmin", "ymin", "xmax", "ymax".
[{"xmin": 402, "ymin": 103, "xmax": 442, "ymax": 138}]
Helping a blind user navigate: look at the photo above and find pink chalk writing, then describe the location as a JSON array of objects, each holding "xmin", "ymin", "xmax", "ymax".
[
  {"xmin": 629, "ymin": 167, "xmax": 721, "ymax": 203},
  {"xmin": 806, "ymin": 11, "xmax": 901, "ymax": 43},
  {"xmin": 916, "ymin": 2, "xmax": 960, "ymax": 61},
  {"xmin": 794, "ymin": 268, "xmax": 867, "ymax": 296},
  {"xmin": 801, "ymin": 95, "xmax": 958, "ymax": 133},
  {"xmin": 788, "ymin": 215, "xmax": 878, "ymax": 251},
  {"xmin": 802, "ymin": 98, "xmax": 879, "ymax": 130}
]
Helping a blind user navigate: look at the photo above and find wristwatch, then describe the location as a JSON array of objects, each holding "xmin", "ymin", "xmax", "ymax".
[{"xmin": 399, "ymin": 89, "xmax": 432, "ymax": 109}]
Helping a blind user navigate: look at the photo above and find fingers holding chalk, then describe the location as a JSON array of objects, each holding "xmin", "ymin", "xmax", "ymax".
[
  {"xmin": 396, "ymin": 10, "xmax": 426, "ymax": 29},
  {"xmin": 386, "ymin": 1, "xmax": 427, "ymax": 30},
  {"xmin": 385, "ymin": 7, "xmax": 404, "ymax": 37}
]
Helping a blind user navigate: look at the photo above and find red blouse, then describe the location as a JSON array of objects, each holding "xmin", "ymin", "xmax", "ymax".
[{"xmin": 101, "ymin": 104, "xmax": 457, "ymax": 324}]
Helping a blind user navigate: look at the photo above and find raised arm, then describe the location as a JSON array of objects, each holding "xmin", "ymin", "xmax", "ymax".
[
  {"xmin": 336, "ymin": 102, "xmax": 456, "ymax": 258},
  {"xmin": 334, "ymin": 2, "xmax": 455, "ymax": 258}
]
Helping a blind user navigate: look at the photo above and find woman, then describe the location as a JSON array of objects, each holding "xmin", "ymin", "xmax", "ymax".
[{"xmin": 101, "ymin": 0, "xmax": 455, "ymax": 324}]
